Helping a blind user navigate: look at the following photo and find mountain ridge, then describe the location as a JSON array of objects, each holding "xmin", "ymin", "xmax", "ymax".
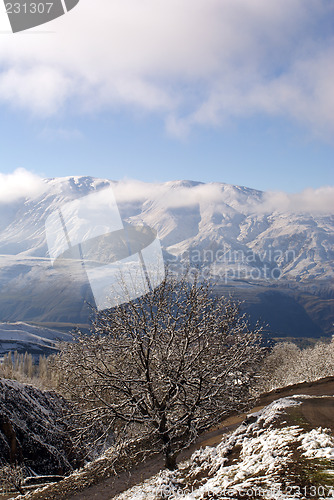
[{"xmin": 0, "ymin": 176, "xmax": 332, "ymax": 338}]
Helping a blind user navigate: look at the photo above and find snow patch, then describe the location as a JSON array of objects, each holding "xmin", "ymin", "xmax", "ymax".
[
  {"xmin": 115, "ymin": 398, "xmax": 305, "ymax": 500},
  {"xmin": 299, "ymin": 428, "xmax": 334, "ymax": 460}
]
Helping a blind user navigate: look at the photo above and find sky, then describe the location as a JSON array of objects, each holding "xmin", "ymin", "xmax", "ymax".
[{"xmin": 0, "ymin": 0, "xmax": 333, "ymax": 193}]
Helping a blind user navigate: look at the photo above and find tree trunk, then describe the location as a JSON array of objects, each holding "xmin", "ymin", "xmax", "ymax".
[{"xmin": 165, "ymin": 450, "xmax": 177, "ymax": 470}]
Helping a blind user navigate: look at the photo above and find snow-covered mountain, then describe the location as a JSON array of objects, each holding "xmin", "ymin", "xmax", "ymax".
[
  {"xmin": 1, "ymin": 176, "xmax": 333, "ymax": 276},
  {"xmin": 0, "ymin": 176, "xmax": 333, "ymax": 336}
]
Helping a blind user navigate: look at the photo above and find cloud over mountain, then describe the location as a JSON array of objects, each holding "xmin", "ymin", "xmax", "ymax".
[
  {"xmin": 113, "ymin": 179, "xmax": 334, "ymax": 214},
  {"xmin": 0, "ymin": 169, "xmax": 332, "ymax": 213},
  {"xmin": 259, "ymin": 187, "xmax": 334, "ymax": 214},
  {"xmin": 0, "ymin": 168, "xmax": 45, "ymax": 203}
]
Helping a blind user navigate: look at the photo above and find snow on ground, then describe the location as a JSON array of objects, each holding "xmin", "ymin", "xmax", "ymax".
[
  {"xmin": 115, "ymin": 397, "xmax": 334, "ymax": 500},
  {"xmin": 0, "ymin": 322, "xmax": 71, "ymax": 344},
  {"xmin": 299, "ymin": 428, "xmax": 334, "ymax": 460}
]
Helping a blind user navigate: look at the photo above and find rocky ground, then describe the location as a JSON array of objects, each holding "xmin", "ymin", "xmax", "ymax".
[{"xmin": 0, "ymin": 378, "xmax": 85, "ymax": 477}]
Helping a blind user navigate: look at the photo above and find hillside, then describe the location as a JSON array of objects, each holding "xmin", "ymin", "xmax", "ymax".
[
  {"xmin": 0, "ymin": 323, "xmax": 72, "ymax": 360},
  {"xmin": 14, "ymin": 377, "xmax": 334, "ymax": 500},
  {"xmin": 0, "ymin": 378, "xmax": 85, "ymax": 476},
  {"xmin": 113, "ymin": 395, "xmax": 334, "ymax": 500},
  {"xmin": 0, "ymin": 177, "xmax": 332, "ymax": 338}
]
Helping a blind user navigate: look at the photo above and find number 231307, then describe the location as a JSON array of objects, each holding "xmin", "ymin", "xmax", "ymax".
[{"xmin": 5, "ymin": 3, "xmax": 54, "ymax": 14}]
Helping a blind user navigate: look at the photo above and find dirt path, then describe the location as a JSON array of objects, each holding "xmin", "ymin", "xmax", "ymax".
[
  {"xmin": 260, "ymin": 376, "xmax": 334, "ymax": 404},
  {"xmin": 68, "ymin": 377, "xmax": 334, "ymax": 500},
  {"xmin": 299, "ymin": 397, "xmax": 334, "ymax": 429}
]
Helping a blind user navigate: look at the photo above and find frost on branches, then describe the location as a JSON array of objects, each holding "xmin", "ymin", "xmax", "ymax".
[
  {"xmin": 56, "ymin": 272, "xmax": 265, "ymax": 470},
  {"xmin": 258, "ymin": 338, "xmax": 334, "ymax": 392}
]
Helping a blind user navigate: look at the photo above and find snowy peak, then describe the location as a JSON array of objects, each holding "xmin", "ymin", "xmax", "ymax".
[{"xmin": 0, "ymin": 176, "xmax": 333, "ymax": 282}]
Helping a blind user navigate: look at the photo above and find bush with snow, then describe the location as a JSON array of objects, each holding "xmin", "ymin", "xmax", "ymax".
[{"xmin": 258, "ymin": 337, "xmax": 334, "ymax": 392}]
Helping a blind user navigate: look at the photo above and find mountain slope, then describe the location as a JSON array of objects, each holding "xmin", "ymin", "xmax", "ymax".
[
  {"xmin": 0, "ymin": 323, "xmax": 72, "ymax": 360},
  {"xmin": 0, "ymin": 177, "xmax": 333, "ymax": 281},
  {"xmin": 18, "ymin": 378, "xmax": 334, "ymax": 500},
  {"xmin": 113, "ymin": 395, "xmax": 334, "ymax": 500},
  {"xmin": 0, "ymin": 176, "xmax": 332, "ymax": 336}
]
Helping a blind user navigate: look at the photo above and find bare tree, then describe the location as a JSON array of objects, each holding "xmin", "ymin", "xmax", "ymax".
[
  {"xmin": 258, "ymin": 337, "xmax": 334, "ymax": 393},
  {"xmin": 56, "ymin": 273, "xmax": 264, "ymax": 470}
]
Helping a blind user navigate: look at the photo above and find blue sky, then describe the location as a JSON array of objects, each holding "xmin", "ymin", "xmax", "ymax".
[{"xmin": 0, "ymin": 0, "xmax": 333, "ymax": 193}]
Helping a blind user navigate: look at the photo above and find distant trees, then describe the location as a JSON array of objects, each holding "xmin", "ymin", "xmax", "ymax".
[
  {"xmin": 0, "ymin": 351, "xmax": 56, "ymax": 387},
  {"xmin": 258, "ymin": 337, "xmax": 334, "ymax": 392},
  {"xmin": 55, "ymin": 273, "xmax": 264, "ymax": 470}
]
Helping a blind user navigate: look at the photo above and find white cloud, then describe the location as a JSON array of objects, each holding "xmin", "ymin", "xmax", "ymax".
[
  {"xmin": 258, "ymin": 186, "xmax": 334, "ymax": 214},
  {"xmin": 113, "ymin": 179, "xmax": 334, "ymax": 214},
  {"xmin": 0, "ymin": 168, "xmax": 46, "ymax": 203},
  {"xmin": 113, "ymin": 179, "xmax": 224, "ymax": 208},
  {"xmin": 0, "ymin": 170, "xmax": 331, "ymax": 214},
  {"xmin": 0, "ymin": 67, "xmax": 73, "ymax": 115},
  {"xmin": 0, "ymin": 0, "xmax": 333, "ymax": 138}
]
